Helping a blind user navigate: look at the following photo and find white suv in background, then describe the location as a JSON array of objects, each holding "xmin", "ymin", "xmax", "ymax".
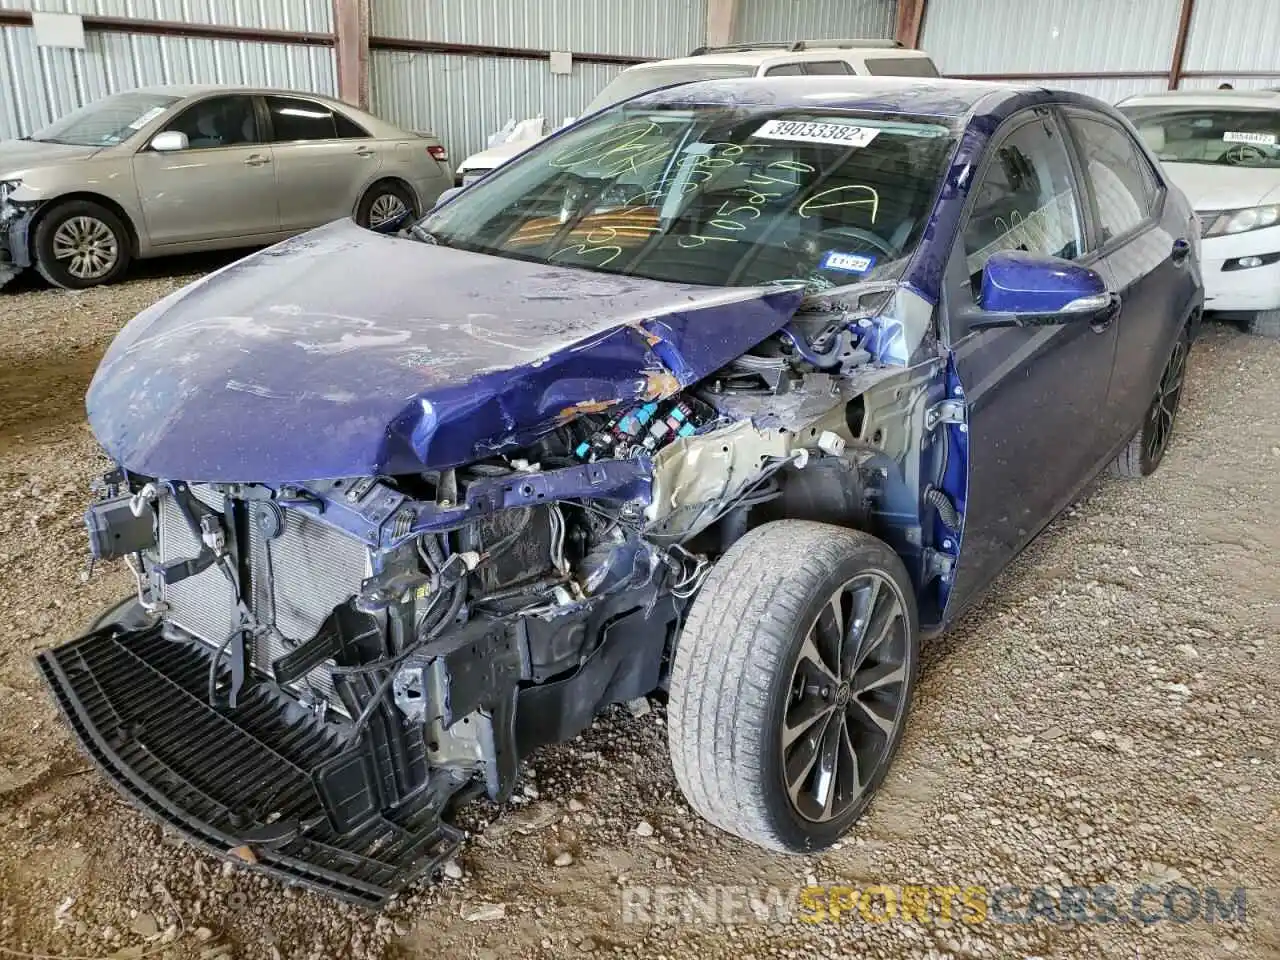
[
  {"xmin": 1120, "ymin": 90, "xmax": 1280, "ymax": 337},
  {"xmin": 453, "ymin": 40, "xmax": 939, "ymax": 188}
]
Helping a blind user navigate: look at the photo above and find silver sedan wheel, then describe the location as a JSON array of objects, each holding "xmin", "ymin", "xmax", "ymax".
[
  {"xmin": 368, "ymin": 192, "xmax": 408, "ymax": 228},
  {"xmin": 51, "ymin": 216, "xmax": 119, "ymax": 281}
]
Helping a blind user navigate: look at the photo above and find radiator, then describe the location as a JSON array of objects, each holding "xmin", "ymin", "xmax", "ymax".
[{"xmin": 158, "ymin": 486, "xmax": 370, "ymax": 705}]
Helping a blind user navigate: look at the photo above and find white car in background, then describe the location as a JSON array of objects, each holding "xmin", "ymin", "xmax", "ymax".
[
  {"xmin": 453, "ymin": 39, "xmax": 939, "ymax": 188},
  {"xmin": 1120, "ymin": 90, "xmax": 1280, "ymax": 336}
]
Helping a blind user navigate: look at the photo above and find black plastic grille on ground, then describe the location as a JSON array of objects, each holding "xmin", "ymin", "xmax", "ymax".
[{"xmin": 36, "ymin": 626, "xmax": 462, "ymax": 907}]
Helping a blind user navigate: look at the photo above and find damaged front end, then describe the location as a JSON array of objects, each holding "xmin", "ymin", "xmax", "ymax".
[
  {"xmin": 0, "ymin": 182, "xmax": 33, "ymax": 289},
  {"xmin": 38, "ymin": 267, "xmax": 963, "ymax": 905}
]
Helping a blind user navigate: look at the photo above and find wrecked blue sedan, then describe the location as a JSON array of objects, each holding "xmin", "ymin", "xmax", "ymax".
[{"xmin": 40, "ymin": 77, "xmax": 1202, "ymax": 904}]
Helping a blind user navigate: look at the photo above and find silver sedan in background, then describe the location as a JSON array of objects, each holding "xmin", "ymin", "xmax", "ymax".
[{"xmin": 0, "ymin": 85, "xmax": 452, "ymax": 289}]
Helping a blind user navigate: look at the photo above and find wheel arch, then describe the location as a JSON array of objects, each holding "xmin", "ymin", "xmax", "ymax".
[
  {"xmin": 28, "ymin": 191, "xmax": 143, "ymax": 260},
  {"xmin": 353, "ymin": 176, "xmax": 421, "ymax": 219}
]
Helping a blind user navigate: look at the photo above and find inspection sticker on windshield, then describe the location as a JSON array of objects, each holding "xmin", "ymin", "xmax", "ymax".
[
  {"xmin": 1223, "ymin": 131, "xmax": 1277, "ymax": 145},
  {"xmin": 751, "ymin": 119, "xmax": 880, "ymax": 148},
  {"xmin": 820, "ymin": 251, "xmax": 877, "ymax": 274},
  {"xmin": 127, "ymin": 106, "xmax": 168, "ymax": 130}
]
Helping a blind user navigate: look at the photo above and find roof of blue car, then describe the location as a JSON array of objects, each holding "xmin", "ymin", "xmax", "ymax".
[{"xmin": 634, "ymin": 75, "xmax": 1046, "ymax": 120}]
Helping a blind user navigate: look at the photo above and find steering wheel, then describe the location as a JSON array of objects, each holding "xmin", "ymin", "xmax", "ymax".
[
  {"xmin": 1222, "ymin": 143, "xmax": 1267, "ymax": 166},
  {"xmin": 823, "ymin": 226, "xmax": 899, "ymax": 260}
]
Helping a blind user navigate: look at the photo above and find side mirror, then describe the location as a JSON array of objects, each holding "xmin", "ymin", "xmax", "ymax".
[
  {"xmin": 966, "ymin": 250, "xmax": 1116, "ymax": 330},
  {"xmin": 149, "ymin": 131, "xmax": 189, "ymax": 153}
]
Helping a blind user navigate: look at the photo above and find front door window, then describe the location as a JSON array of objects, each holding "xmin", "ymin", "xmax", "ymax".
[
  {"xmin": 164, "ymin": 95, "xmax": 260, "ymax": 149},
  {"xmin": 962, "ymin": 115, "xmax": 1085, "ymax": 286}
]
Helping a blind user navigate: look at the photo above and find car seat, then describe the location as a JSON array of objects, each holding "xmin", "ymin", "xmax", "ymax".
[{"xmin": 191, "ymin": 110, "xmax": 223, "ymax": 149}]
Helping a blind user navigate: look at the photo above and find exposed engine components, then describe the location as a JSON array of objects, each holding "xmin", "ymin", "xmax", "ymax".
[
  {"xmin": 84, "ymin": 494, "xmax": 157, "ymax": 560},
  {"xmin": 574, "ymin": 395, "xmax": 716, "ymax": 462}
]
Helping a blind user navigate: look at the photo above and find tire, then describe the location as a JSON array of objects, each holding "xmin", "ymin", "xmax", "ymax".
[
  {"xmin": 667, "ymin": 520, "xmax": 920, "ymax": 854},
  {"xmin": 33, "ymin": 199, "xmax": 132, "ymax": 289},
  {"xmin": 1110, "ymin": 326, "xmax": 1190, "ymax": 479},
  {"xmin": 1243, "ymin": 309, "xmax": 1280, "ymax": 339},
  {"xmin": 355, "ymin": 181, "xmax": 417, "ymax": 231}
]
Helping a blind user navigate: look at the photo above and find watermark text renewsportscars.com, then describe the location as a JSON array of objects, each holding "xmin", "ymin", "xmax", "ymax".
[{"xmin": 619, "ymin": 883, "xmax": 1249, "ymax": 927}]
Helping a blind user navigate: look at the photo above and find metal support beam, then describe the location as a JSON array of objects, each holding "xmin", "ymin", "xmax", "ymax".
[
  {"xmin": 1168, "ymin": 0, "xmax": 1197, "ymax": 90},
  {"xmin": 333, "ymin": 0, "xmax": 369, "ymax": 109},
  {"xmin": 895, "ymin": 0, "xmax": 927, "ymax": 48},
  {"xmin": 706, "ymin": 0, "xmax": 738, "ymax": 49}
]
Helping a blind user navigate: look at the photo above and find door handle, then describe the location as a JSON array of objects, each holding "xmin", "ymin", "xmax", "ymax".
[
  {"xmin": 355, "ymin": 146, "xmax": 376, "ymax": 158},
  {"xmin": 1171, "ymin": 238, "xmax": 1191, "ymax": 264},
  {"xmin": 243, "ymin": 154, "xmax": 271, "ymax": 167}
]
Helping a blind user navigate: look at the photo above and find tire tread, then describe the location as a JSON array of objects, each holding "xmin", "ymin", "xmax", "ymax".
[{"xmin": 667, "ymin": 520, "xmax": 914, "ymax": 851}]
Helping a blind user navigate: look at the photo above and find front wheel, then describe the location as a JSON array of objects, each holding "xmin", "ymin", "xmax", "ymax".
[
  {"xmin": 34, "ymin": 200, "xmax": 132, "ymax": 289},
  {"xmin": 1111, "ymin": 327, "xmax": 1189, "ymax": 478},
  {"xmin": 667, "ymin": 521, "xmax": 919, "ymax": 853}
]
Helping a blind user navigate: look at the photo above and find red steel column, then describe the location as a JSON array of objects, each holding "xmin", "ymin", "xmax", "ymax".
[
  {"xmin": 1168, "ymin": 0, "xmax": 1197, "ymax": 90},
  {"xmin": 895, "ymin": 0, "xmax": 927, "ymax": 48},
  {"xmin": 333, "ymin": 0, "xmax": 369, "ymax": 109}
]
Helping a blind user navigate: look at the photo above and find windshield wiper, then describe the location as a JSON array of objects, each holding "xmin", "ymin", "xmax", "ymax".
[{"xmin": 408, "ymin": 222, "xmax": 445, "ymax": 245}]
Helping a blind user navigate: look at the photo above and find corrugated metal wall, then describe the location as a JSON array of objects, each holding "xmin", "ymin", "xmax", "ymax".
[
  {"xmin": 0, "ymin": 1, "xmax": 335, "ymax": 140},
  {"xmin": 922, "ymin": 0, "xmax": 1179, "ymax": 96},
  {"xmin": 1183, "ymin": 0, "xmax": 1280, "ymax": 77},
  {"xmin": 5, "ymin": 0, "xmax": 1280, "ymax": 148},
  {"xmin": 0, "ymin": 25, "xmax": 335, "ymax": 140},
  {"xmin": 369, "ymin": 0, "xmax": 704, "ymax": 162},
  {"xmin": 920, "ymin": 0, "xmax": 1280, "ymax": 102},
  {"xmin": 371, "ymin": 49, "xmax": 625, "ymax": 159},
  {"xmin": 732, "ymin": 0, "xmax": 895, "ymax": 44},
  {"xmin": 0, "ymin": 0, "xmax": 330, "ymax": 32},
  {"xmin": 372, "ymin": 0, "xmax": 704, "ymax": 60},
  {"xmin": 1020, "ymin": 77, "xmax": 1168, "ymax": 105}
]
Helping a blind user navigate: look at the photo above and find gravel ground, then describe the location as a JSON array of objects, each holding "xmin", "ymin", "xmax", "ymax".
[{"xmin": 0, "ymin": 264, "xmax": 1276, "ymax": 960}]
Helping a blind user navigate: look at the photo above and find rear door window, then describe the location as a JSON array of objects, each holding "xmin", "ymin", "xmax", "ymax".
[
  {"xmin": 804, "ymin": 61, "xmax": 855, "ymax": 76},
  {"xmin": 863, "ymin": 57, "xmax": 941, "ymax": 78},
  {"xmin": 764, "ymin": 63, "xmax": 806, "ymax": 77},
  {"xmin": 1066, "ymin": 114, "xmax": 1159, "ymax": 243},
  {"xmin": 266, "ymin": 96, "xmax": 340, "ymax": 141}
]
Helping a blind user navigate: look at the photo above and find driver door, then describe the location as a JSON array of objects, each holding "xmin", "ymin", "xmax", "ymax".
[
  {"xmin": 943, "ymin": 108, "xmax": 1120, "ymax": 614},
  {"xmin": 133, "ymin": 94, "xmax": 280, "ymax": 246}
]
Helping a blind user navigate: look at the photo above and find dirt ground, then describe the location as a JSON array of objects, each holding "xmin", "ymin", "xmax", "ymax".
[{"xmin": 0, "ymin": 262, "xmax": 1276, "ymax": 960}]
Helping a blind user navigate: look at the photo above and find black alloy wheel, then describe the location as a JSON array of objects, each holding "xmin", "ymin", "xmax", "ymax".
[{"xmin": 781, "ymin": 570, "xmax": 912, "ymax": 823}]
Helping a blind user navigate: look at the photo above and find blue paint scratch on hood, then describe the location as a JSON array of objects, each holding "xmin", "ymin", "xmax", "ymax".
[{"xmin": 87, "ymin": 219, "xmax": 806, "ymax": 483}]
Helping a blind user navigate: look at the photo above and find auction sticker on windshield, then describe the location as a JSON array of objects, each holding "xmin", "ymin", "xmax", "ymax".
[
  {"xmin": 1223, "ymin": 131, "xmax": 1277, "ymax": 146},
  {"xmin": 128, "ymin": 106, "xmax": 169, "ymax": 131},
  {"xmin": 752, "ymin": 119, "xmax": 880, "ymax": 148}
]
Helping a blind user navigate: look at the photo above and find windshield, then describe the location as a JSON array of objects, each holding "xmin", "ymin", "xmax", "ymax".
[
  {"xmin": 30, "ymin": 91, "xmax": 180, "ymax": 147},
  {"xmin": 583, "ymin": 64, "xmax": 757, "ymax": 114},
  {"xmin": 420, "ymin": 105, "xmax": 959, "ymax": 290},
  {"xmin": 1120, "ymin": 105, "xmax": 1280, "ymax": 169}
]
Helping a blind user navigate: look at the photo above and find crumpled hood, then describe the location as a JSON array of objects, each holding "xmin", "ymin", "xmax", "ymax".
[
  {"xmin": 0, "ymin": 139, "xmax": 102, "ymax": 177},
  {"xmin": 87, "ymin": 219, "xmax": 806, "ymax": 482},
  {"xmin": 1162, "ymin": 161, "xmax": 1280, "ymax": 210}
]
